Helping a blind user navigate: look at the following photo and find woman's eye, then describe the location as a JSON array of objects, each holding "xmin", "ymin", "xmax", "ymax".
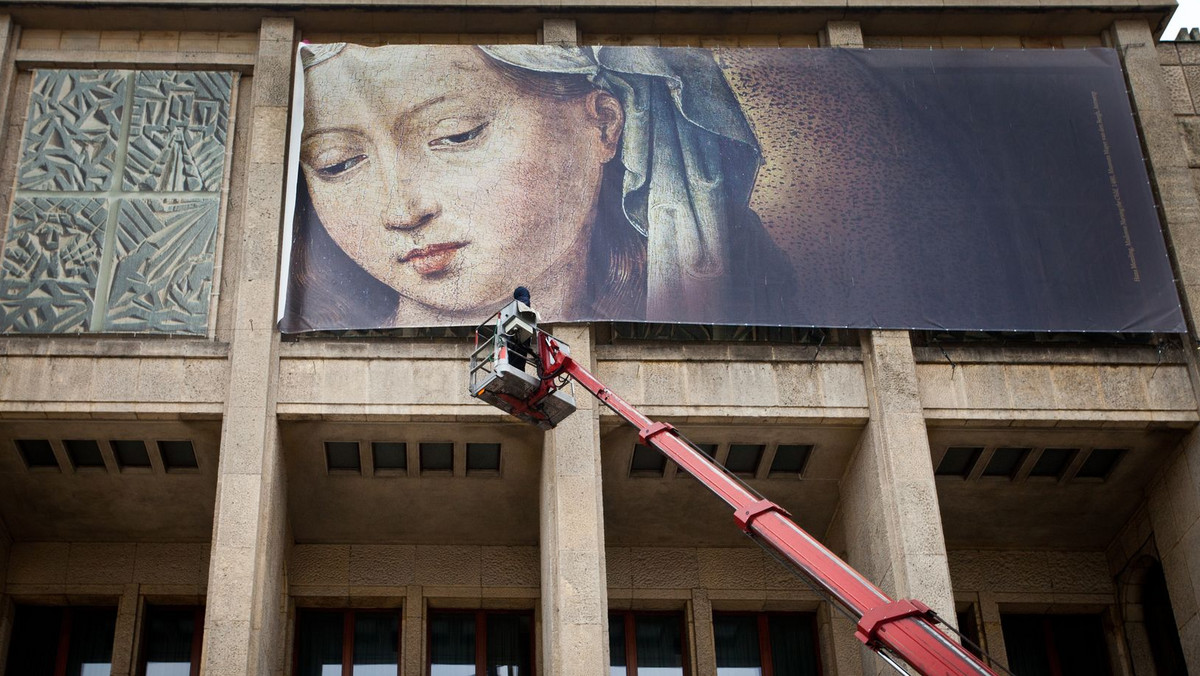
[
  {"xmin": 316, "ymin": 154, "xmax": 367, "ymax": 178},
  {"xmin": 429, "ymin": 122, "xmax": 488, "ymax": 149}
]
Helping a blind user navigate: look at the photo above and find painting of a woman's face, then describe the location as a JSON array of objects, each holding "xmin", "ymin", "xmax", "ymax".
[{"xmin": 300, "ymin": 46, "xmax": 623, "ymax": 321}]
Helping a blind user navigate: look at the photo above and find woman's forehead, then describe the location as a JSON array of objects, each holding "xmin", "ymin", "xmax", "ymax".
[{"xmin": 308, "ymin": 45, "xmax": 487, "ymax": 92}]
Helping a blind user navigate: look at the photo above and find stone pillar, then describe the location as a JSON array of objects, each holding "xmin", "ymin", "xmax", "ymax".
[
  {"xmin": 0, "ymin": 16, "xmax": 17, "ymax": 156},
  {"xmin": 840, "ymin": 330, "xmax": 955, "ymax": 674},
  {"xmin": 818, "ymin": 604, "xmax": 865, "ymax": 676},
  {"xmin": 403, "ymin": 585, "xmax": 424, "ymax": 676},
  {"xmin": 539, "ymin": 324, "xmax": 610, "ymax": 676},
  {"xmin": 690, "ymin": 589, "xmax": 716, "ymax": 676},
  {"xmin": 542, "ymin": 19, "xmax": 578, "ymax": 47},
  {"xmin": 200, "ymin": 17, "xmax": 294, "ymax": 676},
  {"xmin": 110, "ymin": 584, "xmax": 141, "ymax": 676},
  {"xmin": 975, "ymin": 592, "xmax": 1009, "ymax": 672},
  {"xmin": 1112, "ymin": 20, "xmax": 1200, "ymax": 671}
]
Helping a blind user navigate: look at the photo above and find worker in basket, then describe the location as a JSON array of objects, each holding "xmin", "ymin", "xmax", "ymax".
[{"xmin": 505, "ymin": 286, "xmax": 534, "ymax": 372}]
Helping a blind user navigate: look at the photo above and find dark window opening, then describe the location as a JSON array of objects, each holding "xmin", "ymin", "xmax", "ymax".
[
  {"xmin": 713, "ymin": 612, "xmax": 821, "ymax": 675},
  {"xmin": 420, "ymin": 443, "xmax": 454, "ymax": 472},
  {"xmin": 630, "ymin": 444, "xmax": 666, "ymax": 477},
  {"xmin": 325, "ymin": 441, "xmax": 361, "ymax": 472},
  {"xmin": 694, "ymin": 443, "xmax": 718, "ymax": 459},
  {"xmin": 609, "ymin": 611, "xmax": 687, "ymax": 676},
  {"xmin": 725, "ymin": 444, "xmax": 764, "ymax": 475},
  {"xmin": 936, "ymin": 447, "xmax": 982, "ymax": 478},
  {"xmin": 17, "ymin": 439, "xmax": 58, "ymax": 469},
  {"xmin": 1029, "ymin": 448, "xmax": 1077, "ymax": 479},
  {"xmin": 141, "ymin": 605, "xmax": 204, "ymax": 676},
  {"xmin": 112, "ymin": 439, "xmax": 151, "ymax": 469},
  {"xmin": 769, "ymin": 445, "xmax": 813, "ymax": 477},
  {"xmin": 64, "ymin": 440, "xmax": 104, "ymax": 469},
  {"xmin": 1143, "ymin": 561, "xmax": 1188, "ymax": 676},
  {"xmin": 466, "ymin": 443, "xmax": 501, "ymax": 474},
  {"xmin": 372, "ymin": 442, "xmax": 407, "ymax": 471},
  {"xmin": 1075, "ymin": 448, "xmax": 1125, "ymax": 480},
  {"xmin": 5, "ymin": 605, "xmax": 117, "ymax": 676},
  {"xmin": 159, "ymin": 440, "xmax": 198, "ymax": 471},
  {"xmin": 295, "ymin": 608, "xmax": 401, "ymax": 676},
  {"xmin": 428, "ymin": 610, "xmax": 533, "ymax": 676},
  {"xmin": 955, "ymin": 607, "xmax": 983, "ymax": 659},
  {"xmin": 1000, "ymin": 613, "xmax": 1111, "ymax": 676},
  {"xmin": 982, "ymin": 447, "xmax": 1029, "ymax": 479}
]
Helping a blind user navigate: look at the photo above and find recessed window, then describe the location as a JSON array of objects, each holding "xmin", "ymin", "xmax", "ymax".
[
  {"xmin": 420, "ymin": 442, "xmax": 454, "ymax": 472},
  {"xmin": 141, "ymin": 605, "xmax": 204, "ymax": 676},
  {"xmin": 372, "ymin": 442, "xmax": 407, "ymax": 471},
  {"xmin": 112, "ymin": 439, "xmax": 151, "ymax": 469},
  {"xmin": 65, "ymin": 439, "xmax": 105, "ymax": 469},
  {"xmin": 1076, "ymin": 448, "xmax": 1125, "ymax": 479},
  {"xmin": 630, "ymin": 443, "xmax": 666, "ymax": 476},
  {"xmin": 5, "ymin": 605, "xmax": 117, "ymax": 675},
  {"xmin": 429, "ymin": 610, "xmax": 532, "ymax": 675},
  {"xmin": 982, "ymin": 447, "xmax": 1029, "ymax": 478},
  {"xmin": 16, "ymin": 439, "xmax": 58, "ymax": 469},
  {"xmin": 713, "ymin": 612, "xmax": 820, "ymax": 675},
  {"xmin": 695, "ymin": 443, "xmax": 718, "ymax": 459},
  {"xmin": 466, "ymin": 443, "xmax": 501, "ymax": 474},
  {"xmin": 935, "ymin": 447, "xmax": 982, "ymax": 478},
  {"xmin": 324, "ymin": 441, "xmax": 360, "ymax": 472},
  {"xmin": 1029, "ymin": 448, "xmax": 1077, "ymax": 478},
  {"xmin": 726, "ymin": 444, "xmax": 764, "ymax": 475},
  {"xmin": 770, "ymin": 444, "xmax": 813, "ymax": 476},
  {"xmin": 610, "ymin": 611, "xmax": 686, "ymax": 675},
  {"xmin": 296, "ymin": 609, "xmax": 400, "ymax": 676},
  {"xmin": 159, "ymin": 440, "xmax": 199, "ymax": 471}
]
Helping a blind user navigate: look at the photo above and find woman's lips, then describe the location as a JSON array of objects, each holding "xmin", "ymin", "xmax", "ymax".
[{"xmin": 399, "ymin": 242, "xmax": 467, "ymax": 276}]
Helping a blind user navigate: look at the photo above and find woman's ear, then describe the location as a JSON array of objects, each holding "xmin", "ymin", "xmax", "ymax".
[{"xmin": 585, "ymin": 90, "xmax": 624, "ymax": 161}]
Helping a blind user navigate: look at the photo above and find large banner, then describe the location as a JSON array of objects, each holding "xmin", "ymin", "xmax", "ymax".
[{"xmin": 278, "ymin": 45, "xmax": 1185, "ymax": 333}]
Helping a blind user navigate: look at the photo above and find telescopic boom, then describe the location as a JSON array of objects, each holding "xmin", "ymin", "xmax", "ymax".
[{"xmin": 468, "ymin": 301, "xmax": 1001, "ymax": 676}]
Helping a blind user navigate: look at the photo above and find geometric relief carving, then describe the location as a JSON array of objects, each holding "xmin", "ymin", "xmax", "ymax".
[
  {"xmin": 5, "ymin": 68, "xmax": 234, "ymax": 335},
  {"xmin": 105, "ymin": 198, "xmax": 219, "ymax": 335},
  {"xmin": 123, "ymin": 71, "xmax": 234, "ymax": 192},
  {"xmin": 0, "ymin": 198, "xmax": 107, "ymax": 333},
  {"xmin": 17, "ymin": 70, "xmax": 128, "ymax": 192}
]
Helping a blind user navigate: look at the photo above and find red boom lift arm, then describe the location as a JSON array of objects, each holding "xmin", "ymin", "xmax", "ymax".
[{"xmin": 468, "ymin": 302, "xmax": 1002, "ymax": 676}]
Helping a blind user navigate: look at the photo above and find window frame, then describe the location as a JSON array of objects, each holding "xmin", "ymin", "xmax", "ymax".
[
  {"xmin": 711, "ymin": 610, "xmax": 822, "ymax": 676},
  {"xmin": 292, "ymin": 607, "xmax": 404, "ymax": 676},
  {"xmin": 425, "ymin": 608, "xmax": 536, "ymax": 676},
  {"xmin": 608, "ymin": 609, "xmax": 691, "ymax": 676},
  {"xmin": 137, "ymin": 605, "xmax": 205, "ymax": 676}
]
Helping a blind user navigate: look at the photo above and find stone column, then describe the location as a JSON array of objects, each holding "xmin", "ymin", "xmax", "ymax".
[
  {"xmin": 840, "ymin": 330, "xmax": 955, "ymax": 674},
  {"xmin": 110, "ymin": 584, "xmax": 141, "ymax": 676},
  {"xmin": 539, "ymin": 323, "xmax": 610, "ymax": 676},
  {"xmin": 200, "ymin": 17, "xmax": 294, "ymax": 676},
  {"xmin": 690, "ymin": 589, "xmax": 716, "ymax": 676},
  {"xmin": 1112, "ymin": 20, "xmax": 1200, "ymax": 671},
  {"xmin": 0, "ymin": 16, "xmax": 16, "ymax": 156}
]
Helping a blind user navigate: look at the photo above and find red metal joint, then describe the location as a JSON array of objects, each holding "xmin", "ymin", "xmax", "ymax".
[
  {"xmin": 854, "ymin": 599, "xmax": 933, "ymax": 646},
  {"xmin": 638, "ymin": 421, "xmax": 676, "ymax": 445},
  {"xmin": 733, "ymin": 499, "xmax": 790, "ymax": 533}
]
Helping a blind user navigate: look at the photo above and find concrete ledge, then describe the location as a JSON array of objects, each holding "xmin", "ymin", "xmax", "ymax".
[{"xmin": 14, "ymin": 48, "xmax": 256, "ymax": 70}]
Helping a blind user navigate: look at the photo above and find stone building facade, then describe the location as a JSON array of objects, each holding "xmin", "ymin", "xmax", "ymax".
[{"xmin": 0, "ymin": 1, "xmax": 1197, "ymax": 675}]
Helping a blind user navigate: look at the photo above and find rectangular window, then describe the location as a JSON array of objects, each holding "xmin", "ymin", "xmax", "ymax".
[
  {"xmin": 2, "ymin": 69, "xmax": 235, "ymax": 335},
  {"xmin": 4, "ymin": 605, "xmax": 117, "ymax": 676},
  {"xmin": 1000, "ymin": 613, "xmax": 1112, "ymax": 676},
  {"xmin": 140, "ymin": 605, "xmax": 203, "ymax": 676},
  {"xmin": 712, "ymin": 613, "xmax": 820, "ymax": 676},
  {"xmin": 428, "ymin": 610, "xmax": 533, "ymax": 676},
  {"xmin": 609, "ymin": 611, "xmax": 687, "ymax": 676},
  {"xmin": 295, "ymin": 609, "xmax": 401, "ymax": 676}
]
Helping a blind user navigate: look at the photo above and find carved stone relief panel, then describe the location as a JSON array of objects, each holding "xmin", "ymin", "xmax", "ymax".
[{"xmin": 1, "ymin": 68, "xmax": 235, "ymax": 335}]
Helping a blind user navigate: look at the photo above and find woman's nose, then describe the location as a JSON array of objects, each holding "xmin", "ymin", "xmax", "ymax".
[{"xmin": 381, "ymin": 163, "xmax": 439, "ymax": 231}]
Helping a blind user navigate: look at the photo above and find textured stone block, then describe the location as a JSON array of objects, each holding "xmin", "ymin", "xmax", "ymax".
[
  {"xmin": 67, "ymin": 542, "xmax": 135, "ymax": 584},
  {"xmin": 415, "ymin": 545, "xmax": 481, "ymax": 586},
  {"xmin": 7, "ymin": 542, "xmax": 69, "ymax": 584},
  {"xmin": 349, "ymin": 544, "xmax": 415, "ymax": 586},
  {"xmin": 481, "ymin": 546, "xmax": 538, "ymax": 587}
]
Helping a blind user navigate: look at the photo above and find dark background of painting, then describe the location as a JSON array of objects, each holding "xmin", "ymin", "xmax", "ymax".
[
  {"xmin": 715, "ymin": 47, "xmax": 1183, "ymax": 333},
  {"xmin": 282, "ymin": 47, "xmax": 1185, "ymax": 333}
]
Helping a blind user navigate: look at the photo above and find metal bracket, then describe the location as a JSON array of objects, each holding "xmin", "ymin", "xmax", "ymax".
[
  {"xmin": 733, "ymin": 499, "xmax": 790, "ymax": 533},
  {"xmin": 638, "ymin": 421, "xmax": 676, "ymax": 445},
  {"xmin": 855, "ymin": 599, "xmax": 933, "ymax": 646}
]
